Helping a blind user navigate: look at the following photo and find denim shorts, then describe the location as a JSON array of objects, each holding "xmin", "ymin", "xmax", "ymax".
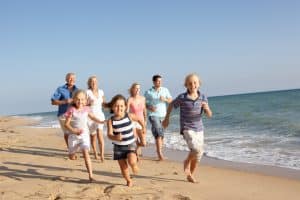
[
  {"xmin": 113, "ymin": 143, "xmax": 136, "ymax": 160},
  {"xmin": 148, "ymin": 116, "xmax": 164, "ymax": 138}
]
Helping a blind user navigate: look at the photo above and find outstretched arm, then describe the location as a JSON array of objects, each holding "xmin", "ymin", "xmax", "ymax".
[
  {"xmin": 202, "ymin": 102, "xmax": 212, "ymax": 118},
  {"xmin": 88, "ymin": 113, "xmax": 106, "ymax": 124},
  {"xmin": 162, "ymin": 102, "xmax": 173, "ymax": 129}
]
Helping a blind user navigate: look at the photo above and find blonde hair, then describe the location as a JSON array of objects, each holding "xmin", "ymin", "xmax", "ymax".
[
  {"xmin": 71, "ymin": 89, "xmax": 87, "ymax": 106},
  {"xmin": 184, "ymin": 73, "xmax": 202, "ymax": 87},
  {"xmin": 87, "ymin": 75, "xmax": 98, "ymax": 89},
  {"xmin": 129, "ymin": 82, "xmax": 140, "ymax": 97}
]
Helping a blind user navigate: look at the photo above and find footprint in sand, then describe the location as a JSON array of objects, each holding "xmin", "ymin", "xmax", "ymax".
[
  {"xmin": 173, "ymin": 194, "xmax": 192, "ymax": 200},
  {"xmin": 104, "ymin": 185, "xmax": 115, "ymax": 194}
]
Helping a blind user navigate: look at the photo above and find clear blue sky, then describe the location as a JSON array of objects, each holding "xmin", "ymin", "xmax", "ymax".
[{"xmin": 0, "ymin": 0, "xmax": 299, "ymax": 115}]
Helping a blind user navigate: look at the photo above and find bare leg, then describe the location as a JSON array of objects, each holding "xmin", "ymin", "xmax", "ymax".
[
  {"xmin": 156, "ymin": 136, "xmax": 164, "ymax": 161},
  {"xmin": 82, "ymin": 149, "xmax": 94, "ymax": 182},
  {"xmin": 127, "ymin": 152, "xmax": 139, "ymax": 174},
  {"xmin": 118, "ymin": 159, "xmax": 132, "ymax": 187},
  {"xmin": 97, "ymin": 129, "xmax": 105, "ymax": 162},
  {"xmin": 64, "ymin": 134, "xmax": 69, "ymax": 148},
  {"xmin": 137, "ymin": 129, "xmax": 146, "ymax": 147},
  {"xmin": 185, "ymin": 151, "xmax": 198, "ymax": 183},
  {"xmin": 90, "ymin": 134, "xmax": 100, "ymax": 159},
  {"xmin": 69, "ymin": 153, "xmax": 77, "ymax": 160}
]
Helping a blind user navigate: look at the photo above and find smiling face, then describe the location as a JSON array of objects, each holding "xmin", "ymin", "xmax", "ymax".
[
  {"xmin": 153, "ymin": 77, "xmax": 162, "ymax": 89},
  {"xmin": 73, "ymin": 91, "xmax": 87, "ymax": 109},
  {"xmin": 66, "ymin": 73, "xmax": 76, "ymax": 87},
  {"xmin": 131, "ymin": 84, "xmax": 141, "ymax": 97},
  {"xmin": 185, "ymin": 75, "xmax": 200, "ymax": 94},
  {"xmin": 112, "ymin": 99, "xmax": 126, "ymax": 118},
  {"xmin": 88, "ymin": 76, "xmax": 98, "ymax": 90}
]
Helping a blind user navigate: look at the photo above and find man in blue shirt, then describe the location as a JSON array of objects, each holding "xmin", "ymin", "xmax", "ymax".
[
  {"xmin": 144, "ymin": 74, "xmax": 172, "ymax": 161},
  {"xmin": 51, "ymin": 72, "xmax": 78, "ymax": 148}
]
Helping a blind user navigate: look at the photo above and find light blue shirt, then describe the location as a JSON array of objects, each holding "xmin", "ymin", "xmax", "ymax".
[{"xmin": 144, "ymin": 86, "xmax": 172, "ymax": 118}]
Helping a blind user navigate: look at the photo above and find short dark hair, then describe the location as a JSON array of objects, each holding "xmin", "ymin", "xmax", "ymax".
[{"xmin": 152, "ymin": 74, "xmax": 162, "ymax": 82}]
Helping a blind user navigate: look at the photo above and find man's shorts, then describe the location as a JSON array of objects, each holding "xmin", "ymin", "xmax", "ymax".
[
  {"xmin": 148, "ymin": 116, "xmax": 164, "ymax": 138},
  {"xmin": 183, "ymin": 130, "xmax": 204, "ymax": 160},
  {"xmin": 113, "ymin": 143, "xmax": 136, "ymax": 160},
  {"xmin": 58, "ymin": 116, "xmax": 70, "ymax": 135}
]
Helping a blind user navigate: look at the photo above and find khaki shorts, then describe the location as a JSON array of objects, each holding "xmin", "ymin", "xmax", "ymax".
[
  {"xmin": 183, "ymin": 130, "xmax": 204, "ymax": 160},
  {"xmin": 58, "ymin": 116, "xmax": 70, "ymax": 135}
]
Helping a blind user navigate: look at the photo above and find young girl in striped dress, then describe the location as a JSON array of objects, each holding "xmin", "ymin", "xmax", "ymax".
[{"xmin": 106, "ymin": 94, "xmax": 146, "ymax": 187}]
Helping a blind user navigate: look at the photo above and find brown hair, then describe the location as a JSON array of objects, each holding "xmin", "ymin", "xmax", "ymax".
[{"xmin": 105, "ymin": 94, "xmax": 127, "ymax": 113}]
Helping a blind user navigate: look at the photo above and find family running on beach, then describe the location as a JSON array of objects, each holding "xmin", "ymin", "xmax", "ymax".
[{"xmin": 51, "ymin": 73, "xmax": 212, "ymax": 186}]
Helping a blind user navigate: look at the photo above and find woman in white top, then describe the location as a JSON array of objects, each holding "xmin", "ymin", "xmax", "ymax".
[{"xmin": 86, "ymin": 76, "xmax": 106, "ymax": 161}]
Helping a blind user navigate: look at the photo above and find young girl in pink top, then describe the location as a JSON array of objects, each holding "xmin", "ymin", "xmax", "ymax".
[
  {"xmin": 64, "ymin": 90, "xmax": 105, "ymax": 182},
  {"xmin": 127, "ymin": 83, "xmax": 147, "ymax": 158}
]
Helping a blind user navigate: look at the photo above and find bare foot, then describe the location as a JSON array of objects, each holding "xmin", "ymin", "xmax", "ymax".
[
  {"xmin": 187, "ymin": 175, "xmax": 197, "ymax": 183},
  {"xmin": 89, "ymin": 177, "xmax": 96, "ymax": 183},
  {"xmin": 100, "ymin": 156, "xmax": 105, "ymax": 162},
  {"xmin": 69, "ymin": 154, "xmax": 78, "ymax": 160},
  {"xmin": 95, "ymin": 154, "xmax": 100, "ymax": 160},
  {"xmin": 126, "ymin": 180, "xmax": 133, "ymax": 187},
  {"xmin": 158, "ymin": 153, "xmax": 165, "ymax": 161}
]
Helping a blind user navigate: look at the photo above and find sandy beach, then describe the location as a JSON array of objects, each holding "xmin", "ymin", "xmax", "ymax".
[{"xmin": 1, "ymin": 116, "xmax": 300, "ymax": 200}]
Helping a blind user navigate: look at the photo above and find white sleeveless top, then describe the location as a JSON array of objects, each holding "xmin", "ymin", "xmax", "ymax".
[{"xmin": 86, "ymin": 89, "xmax": 105, "ymax": 120}]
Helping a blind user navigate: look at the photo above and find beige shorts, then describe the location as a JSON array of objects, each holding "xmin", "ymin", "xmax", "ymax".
[
  {"xmin": 133, "ymin": 121, "xmax": 142, "ymax": 130},
  {"xmin": 88, "ymin": 121, "xmax": 104, "ymax": 135},
  {"xmin": 58, "ymin": 116, "xmax": 70, "ymax": 135},
  {"xmin": 183, "ymin": 130, "xmax": 204, "ymax": 159}
]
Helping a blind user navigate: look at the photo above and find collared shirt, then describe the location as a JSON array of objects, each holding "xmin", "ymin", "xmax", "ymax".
[
  {"xmin": 51, "ymin": 84, "xmax": 78, "ymax": 116},
  {"xmin": 144, "ymin": 86, "xmax": 172, "ymax": 118},
  {"xmin": 172, "ymin": 91, "xmax": 208, "ymax": 134}
]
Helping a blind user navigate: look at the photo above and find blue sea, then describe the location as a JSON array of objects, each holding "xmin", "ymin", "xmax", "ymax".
[{"xmin": 20, "ymin": 89, "xmax": 300, "ymax": 170}]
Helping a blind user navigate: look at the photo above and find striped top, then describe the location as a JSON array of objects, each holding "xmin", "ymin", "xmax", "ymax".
[
  {"xmin": 173, "ymin": 91, "xmax": 208, "ymax": 134},
  {"xmin": 111, "ymin": 114, "xmax": 136, "ymax": 145}
]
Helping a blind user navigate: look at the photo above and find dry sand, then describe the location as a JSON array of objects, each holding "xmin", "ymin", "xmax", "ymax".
[{"xmin": 0, "ymin": 116, "xmax": 300, "ymax": 200}]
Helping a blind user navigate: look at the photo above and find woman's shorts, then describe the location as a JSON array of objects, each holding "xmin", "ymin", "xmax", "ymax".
[
  {"xmin": 113, "ymin": 143, "xmax": 136, "ymax": 160},
  {"xmin": 183, "ymin": 130, "xmax": 204, "ymax": 160},
  {"xmin": 133, "ymin": 121, "xmax": 142, "ymax": 130}
]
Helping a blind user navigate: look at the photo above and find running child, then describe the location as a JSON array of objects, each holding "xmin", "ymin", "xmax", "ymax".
[
  {"xmin": 106, "ymin": 94, "xmax": 146, "ymax": 187},
  {"xmin": 162, "ymin": 73, "xmax": 212, "ymax": 183},
  {"xmin": 64, "ymin": 89, "xmax": 105, "ymax": 182}
]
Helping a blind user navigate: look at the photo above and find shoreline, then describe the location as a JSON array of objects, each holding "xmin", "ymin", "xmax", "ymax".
[
  {"xmin": 1, "ymin": 116, "xmax": 300, "ymax": 199},
  {"xmin": 94, "ymin": 134, "xmax": 300, "ymax": 181},
  {"xmin": 24, "ymin": 117, "xmax": 300, "ymax": 181}
]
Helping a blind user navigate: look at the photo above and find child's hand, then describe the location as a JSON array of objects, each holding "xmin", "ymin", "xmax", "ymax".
[
  {"xmin": 162, "ymin": 119, "xmax": 169, "ymax": 129},
  {"xmin": 115, "ymin": 133, "xmax": 122, "ymax": 141},
  {"xmin": 75, "ymin": 128, "xmax": 83, "ymax": 135},
  {"xmin": 201, "ymin": 101, "xmax": 209, "ymax": 110},
  {"xmin": 148, "ymin": 105, "xmax": 156, "ymax": 112}
]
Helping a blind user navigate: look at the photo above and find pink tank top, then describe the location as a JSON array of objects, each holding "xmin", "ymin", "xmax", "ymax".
[{"xmin": 129, "ymin": 102, "xmax": 145, "ymax": 122}]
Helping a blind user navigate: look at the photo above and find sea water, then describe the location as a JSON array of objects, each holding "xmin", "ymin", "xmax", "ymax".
[{"xmin": 20, "ymin": 89, "xmax": 300, "ymax": 170}]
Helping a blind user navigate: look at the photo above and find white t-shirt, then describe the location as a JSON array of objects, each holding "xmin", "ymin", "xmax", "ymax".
[{"xmin": 86, "ymin": 89, "xmax": 105, "ymax": 118}]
